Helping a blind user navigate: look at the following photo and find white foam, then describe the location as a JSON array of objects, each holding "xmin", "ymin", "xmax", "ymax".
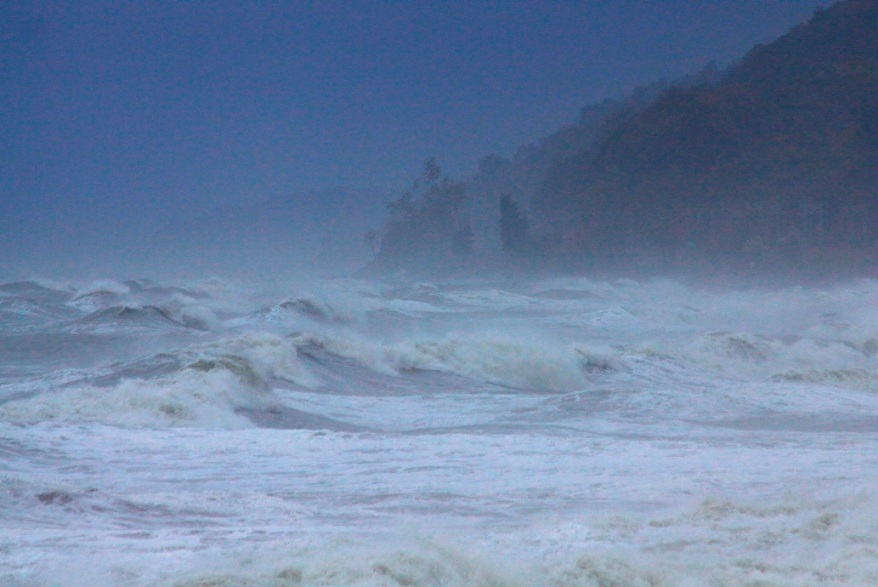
[
  {"xmin": 0, "ymin": 333, "xmax": 323, "ymax": 428},
  {"xmin": 295, "ymin": 331, "xmax": 590, "ymax": 391},
  {"xmin": 8, "ymin": 275, "xmax": 878, "ymax": 586},
  {"xmin": 14, "ymin": 491, "xmax": 878, "ymax": 586},
  {"xmin": 0, "ymin": 366, "xmax": 261, "ymax": 428}
]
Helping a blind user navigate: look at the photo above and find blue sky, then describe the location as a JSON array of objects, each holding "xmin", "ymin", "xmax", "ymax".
[{"xmin": 1, "ymin": 0, "xmax": 824, "ymax": 214}]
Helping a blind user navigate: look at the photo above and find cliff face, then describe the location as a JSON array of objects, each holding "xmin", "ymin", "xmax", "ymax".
[{"xmin": 534, "ymin": 0, "xmax": 878, "ymax": 272}]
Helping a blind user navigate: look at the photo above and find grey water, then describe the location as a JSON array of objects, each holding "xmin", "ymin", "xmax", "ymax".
[{"xmin": 3, "ymin": 274, "xmax": 878, "ymax": 586}]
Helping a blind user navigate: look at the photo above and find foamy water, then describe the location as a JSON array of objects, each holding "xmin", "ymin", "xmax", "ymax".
[{"xmin": 3, "ymin": 276, "xmax": 878, "ymax": 586}]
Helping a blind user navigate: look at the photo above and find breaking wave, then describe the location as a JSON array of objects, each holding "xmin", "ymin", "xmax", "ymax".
[
  {"xmin": 0, "ymin": 334, "xmax": 320, "ymax": 428},
  {"xmin": 292, "ymin": 331, "xmax": 611, "ymax": 392},
  {"xmin": 7, "ymin": 275, "xmax": 878, "ymax": 586}
]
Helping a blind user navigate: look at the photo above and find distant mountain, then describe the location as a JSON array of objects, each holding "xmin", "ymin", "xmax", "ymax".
[{"xmin": 531, "ymin": 0, "xmax": 878, "ymax": 275}]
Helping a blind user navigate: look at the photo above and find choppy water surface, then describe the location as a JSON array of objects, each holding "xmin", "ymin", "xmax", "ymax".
[{"xmin": 3, "ymin": 275, "xmax": 878, "ymax": 586}]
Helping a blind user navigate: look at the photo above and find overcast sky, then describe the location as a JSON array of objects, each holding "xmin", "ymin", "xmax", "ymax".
[{"xmin": 2, "ymin": 0, "xmax": 823, "ymax": 213}]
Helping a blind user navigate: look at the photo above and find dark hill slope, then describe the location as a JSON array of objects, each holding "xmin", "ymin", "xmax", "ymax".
[
  {"xmin": 465, "ymin": 77, "xmax": 689, "ymax": 253},
  {"xmin": 537, "ymin": 0, "xmax": 878, "ymax": 273}
]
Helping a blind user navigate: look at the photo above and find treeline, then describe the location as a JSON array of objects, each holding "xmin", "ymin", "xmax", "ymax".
[
  {"xmin": 532, "ymin": 0, "xmax": 878, "ymax": 275},
  {"xmin": 368, "ymin": 158, "xmax": 474, "ymax": 273},
  {"xmin": 370, "ymin": 0, "xmax": 878, "ymax": 278}
]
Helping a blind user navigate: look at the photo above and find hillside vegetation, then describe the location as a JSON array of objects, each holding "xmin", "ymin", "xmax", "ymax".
[
  {"xmin": 535, "ymin": 0, "xmax": 878, "ymax": 275},
  {"xmin": 372, "ymin": 0, "xmax": 878, "ymax": 279}
]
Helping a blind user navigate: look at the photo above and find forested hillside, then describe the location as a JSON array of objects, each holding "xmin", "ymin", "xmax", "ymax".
[
  {"xmin": 535, "ymin": 0, "xmax": 878, "ymax": 274},
  {"xmin": 371, "ymin": 0, "xmax": 878, "ymax": 278}
]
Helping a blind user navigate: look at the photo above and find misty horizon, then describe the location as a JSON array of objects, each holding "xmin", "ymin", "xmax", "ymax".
[{"xmin": 2, "ymin": 0, "xmax": 827, "ymax": 280}]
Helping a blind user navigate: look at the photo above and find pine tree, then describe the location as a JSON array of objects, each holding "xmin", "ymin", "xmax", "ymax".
[
  {"xmin": 372, "ymin": 158, "xmax": 468, "ymax": 271},
  {"xmin": 499, "ymin": 193, "xmax": 530, "ymax": 256}
]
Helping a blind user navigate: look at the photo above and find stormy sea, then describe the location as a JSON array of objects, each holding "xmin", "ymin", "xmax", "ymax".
[{"xmin": 3, "ymin": 274, "xmax": 878, "ymax": 586}]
